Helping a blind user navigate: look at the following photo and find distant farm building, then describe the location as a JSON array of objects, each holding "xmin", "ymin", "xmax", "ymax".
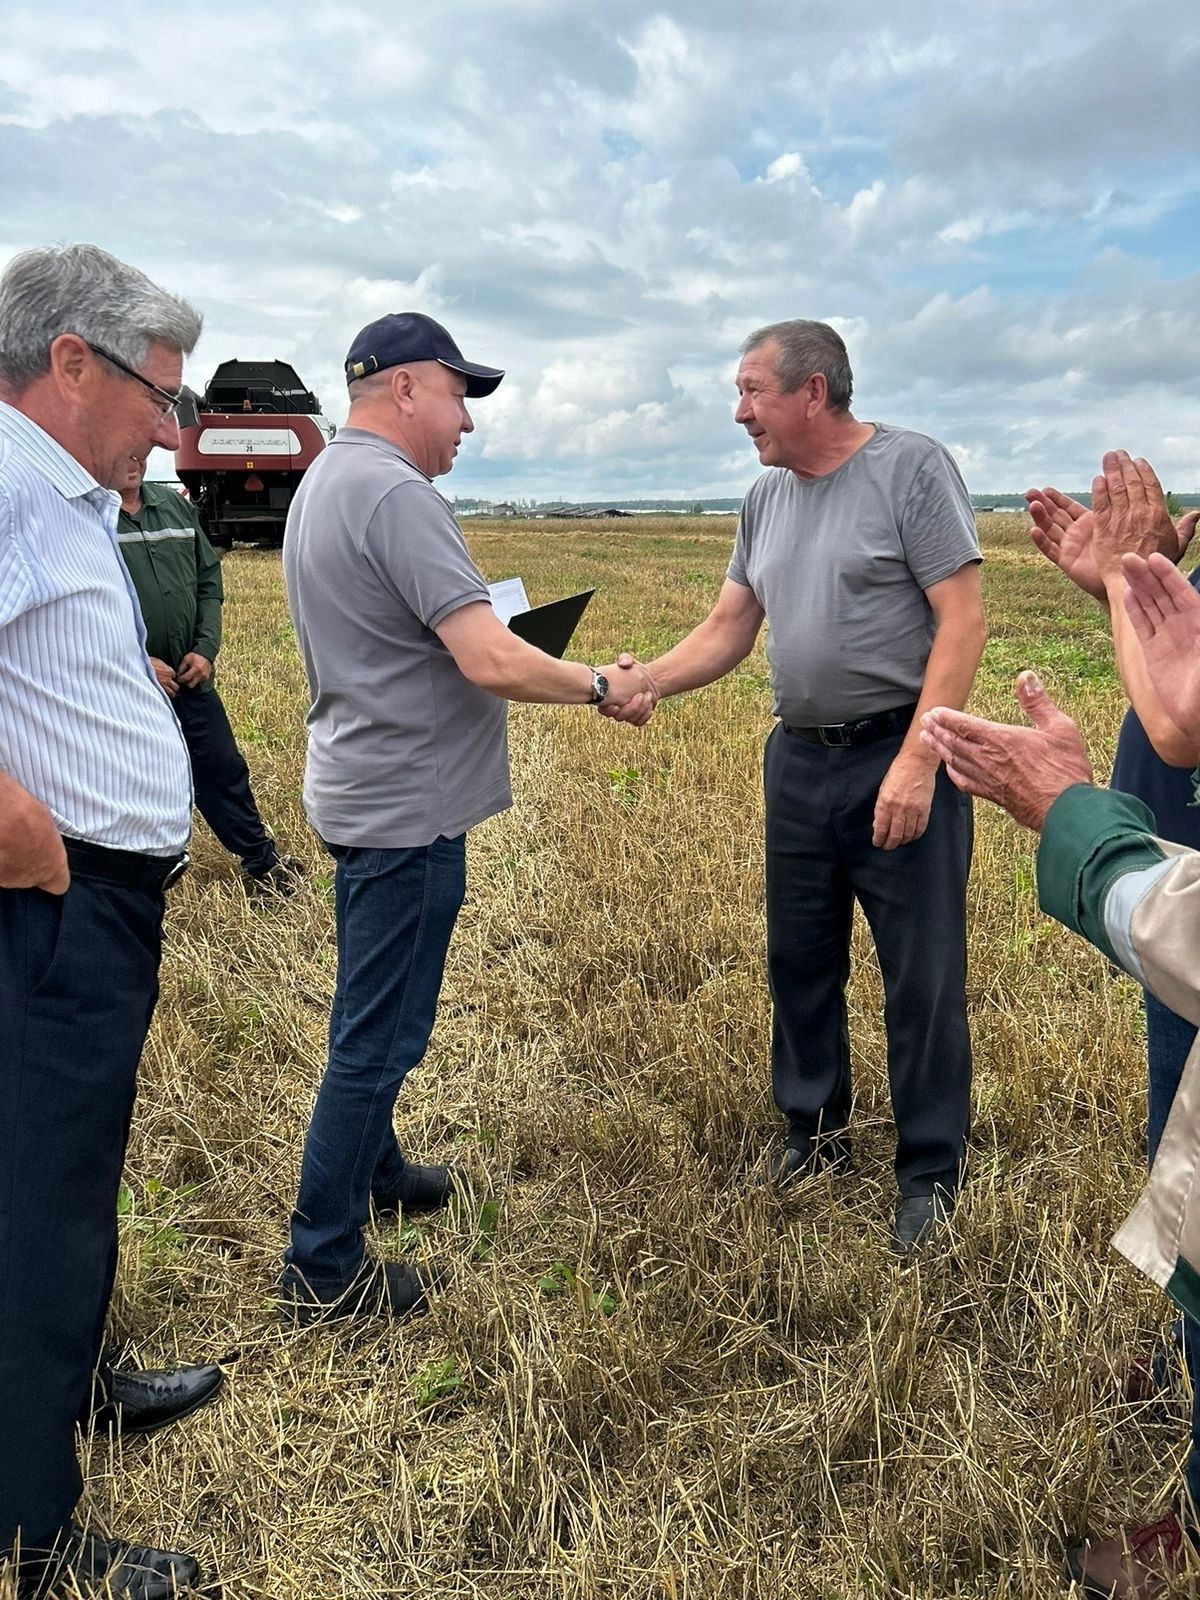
[
  {"xmin": 538, "ymin": 504, "xmax": 632, "ymax": 518},
  {"xmin": 467, "ymin": 501, "xmax": 523, "ymax": 517}
]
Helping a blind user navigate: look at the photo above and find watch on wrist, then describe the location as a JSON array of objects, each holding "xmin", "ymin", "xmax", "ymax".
[{"xmin": 589, "ymin": 667, "xmax": 609, "ymax": 705}]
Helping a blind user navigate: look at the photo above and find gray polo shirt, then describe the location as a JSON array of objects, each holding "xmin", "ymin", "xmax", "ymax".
[
  {"xmin": 728, "ymin": 423, "xmax": 981, "ymax": 726},
  {"xmin": 283, "ymin": 428, "xmax": 510, "ymax": 847}
]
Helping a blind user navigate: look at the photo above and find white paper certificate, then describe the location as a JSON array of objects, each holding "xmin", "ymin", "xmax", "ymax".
[{"xmin": 488, "ymin": 577, "xmax": 530, "ymax": 624}]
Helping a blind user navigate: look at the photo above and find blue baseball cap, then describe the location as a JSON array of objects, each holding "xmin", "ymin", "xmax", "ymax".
[{"xmin": 344, "ymin": 312, "xmax": 504, "ymax": 397}]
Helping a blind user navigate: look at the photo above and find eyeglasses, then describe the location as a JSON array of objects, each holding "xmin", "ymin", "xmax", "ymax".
[{"xmin": 85, "ymin": 341, "xmax": 184, "ymax": 418}]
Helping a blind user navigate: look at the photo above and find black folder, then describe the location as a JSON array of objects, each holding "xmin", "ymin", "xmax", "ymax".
[{"xmin": 507, "ymin": 589, "xmax": 595, "ymax": 658}]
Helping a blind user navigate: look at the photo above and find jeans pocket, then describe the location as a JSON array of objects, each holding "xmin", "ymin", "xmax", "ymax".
[
  {"xmin": 429, "ymin": 834, "xmax": 467, "ymax": 905},
  {"xmin": 337, "ymin": 847, "xmax": 385, "ymax": 879}
]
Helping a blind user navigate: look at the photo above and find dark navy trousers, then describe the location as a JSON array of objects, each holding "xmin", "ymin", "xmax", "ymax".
[
  {"xmin": 173, "ymin": 687, "xmax": 277, "ymax": 876},
  {"xmin": 764, "ymin": 723, "xmax": 974, "ymax": 1196},
  {"xmin": 0, "ymin": 874, "xmax": 163, "ymax": 1551}
]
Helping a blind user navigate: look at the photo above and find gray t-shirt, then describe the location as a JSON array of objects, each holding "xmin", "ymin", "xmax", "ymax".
[
  {"xmin": 283, "ymin": 428, "xmax": 510, "ymax": 847},
  {"xmin": 727, "ymin": 423, "xmax": 981, "ymax": 726}
]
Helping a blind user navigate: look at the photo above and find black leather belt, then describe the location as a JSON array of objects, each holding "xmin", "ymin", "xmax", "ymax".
[
  {"xmin": 63, "ymin": 837, "xmax": 190, "ymax": 892},
  {"xmin": 782, "ymin": 704, "xmax": 917, "ymax": 748}
]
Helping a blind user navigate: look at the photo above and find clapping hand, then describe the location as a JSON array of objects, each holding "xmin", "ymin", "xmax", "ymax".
[
  {"xmin": 1029, "ymin": 468, "xmax": 1198, "ymax": 603},
  {"xmin": 1027, "ymin": 486, "xmax": 1106, "ymax": 602},
  {"xmin": 920, "ymin": 673, "xmax": 1093, "ymax": 833},
  {"xmin": 1122, "ymin": 551, "xmax": 1200, "ymax": 745},
  {"xmin": 1091, "ymin": 451, "xmax": 1184, "ymax": 583}
]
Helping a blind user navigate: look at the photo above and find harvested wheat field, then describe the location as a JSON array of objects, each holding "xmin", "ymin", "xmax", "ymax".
[{"xmin": 6, "ymin": 513, "xmax": 1190, "ymax": 1598}]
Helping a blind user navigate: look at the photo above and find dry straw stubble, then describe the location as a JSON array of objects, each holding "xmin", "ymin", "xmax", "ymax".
[{"xmin": 1, "ymin": 514, "xmax": 1188, "ymax": 1598}]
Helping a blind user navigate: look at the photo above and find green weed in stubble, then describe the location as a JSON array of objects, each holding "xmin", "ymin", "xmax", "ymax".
[
  {"xmin": 117, "ymin": 1177, "xmax": 192, "ymax": 1268},
  {"xmin": 413, "ymin": 1357, "xmax": 465, "ymax": 1411},
  {"xmin": 609, "ymin": 766, "xmax": 640, "ymax": 803},
  {"xmin": 537, "ymin": 1262, "xmax": 618, "ymax": 1317}
]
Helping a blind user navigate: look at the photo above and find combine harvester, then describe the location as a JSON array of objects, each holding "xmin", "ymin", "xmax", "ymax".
[{"xmin": 175, "ymin": 360, "xmax": 335, "ymax": 547}]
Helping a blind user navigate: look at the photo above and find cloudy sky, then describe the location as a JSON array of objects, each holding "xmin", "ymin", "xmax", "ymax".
[{"xmin": 2, "ymin": 1, "xmax": 1197, "ymax": 499}]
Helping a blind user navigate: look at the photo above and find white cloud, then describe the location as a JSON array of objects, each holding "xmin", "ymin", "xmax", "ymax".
[
  {"xmin": 827, "ymin": 28, "xmax": 961, "ymax": 85},
  {"xmin": 0, "ymin": 0, "xmax": 1197, "ymax": 498},
  {"xmin": 618, "ymin": 15, "xmax": 724, "ymax": 149},
  {"xmin": 760, "ymin": 152, "xmax": 813, "ymax": 187}
]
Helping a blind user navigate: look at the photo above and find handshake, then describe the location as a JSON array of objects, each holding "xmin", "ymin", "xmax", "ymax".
[{"xmin": 592, "ymin": 654, "xmax": 660, "ymax": 727}]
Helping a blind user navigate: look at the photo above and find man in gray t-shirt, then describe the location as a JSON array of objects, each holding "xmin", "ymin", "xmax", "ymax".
[
  {"xmin": 605, "ymin": 319, "xmax": 986, "ymax": 1255},
  {"xmin": 281, "ymin": 312, "xmax": 654, "ymax": 1323},
  {"xmin": 286, "ymin": 427, "xmax": 513, "ymax": 848}
]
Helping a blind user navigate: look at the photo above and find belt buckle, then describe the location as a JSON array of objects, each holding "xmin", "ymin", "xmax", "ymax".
[
  {"xmin": 817, "ymin": 722, "xmax": 851, "ymax": 747},
  {"xmin": 162, "ymin": 852, "xmax": 190, "ymax": 891}
]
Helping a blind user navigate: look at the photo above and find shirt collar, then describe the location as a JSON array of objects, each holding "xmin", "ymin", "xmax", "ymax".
[
  {"xmin": 0, "ymin": 400, "xmax": 112, "ymax": 504},
  {"xmin": 334, "ymin": 427, "xmax": 431, "ymax": 483}
]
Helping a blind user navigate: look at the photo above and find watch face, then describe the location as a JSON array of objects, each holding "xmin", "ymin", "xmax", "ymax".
[{"xmin": 593, "ymin": 671, "xmax": 609, "ymax": 703}]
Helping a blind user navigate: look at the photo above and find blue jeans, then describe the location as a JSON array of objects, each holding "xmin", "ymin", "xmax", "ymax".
[
  {"xmin": 284, "ymin": 836, "xmax": 466, "ymax": 1295},
  {"xmin": 1145, "ymin": 989, "xmax": 1200, "ymax": 1508}
]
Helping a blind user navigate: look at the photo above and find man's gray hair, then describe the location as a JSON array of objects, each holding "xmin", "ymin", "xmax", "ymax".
[
  {"xmin": 741, "ymin": 319, "xmax": 853, "ymax": 411},
  {"xmin": 0, "ymin": 243, "xmax": 202, "ymax": 391}
]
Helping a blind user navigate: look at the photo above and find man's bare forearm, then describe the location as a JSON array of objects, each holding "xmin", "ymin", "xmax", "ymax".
[
  {"xmin": 646, "ymin": 625, "xmax": 748, "ymax": 697},
  {"xmin": 895, "ymin": 611, "xmax": 988, "ymax": 769},
  {"xmin": 468, "ymin": 628, "xmax": 594, "ymax": 703},
  {"xmin": 646, "ymin": 610, "xmax": 764, "ymax": 698},
  {"xmin": 435, "ymin": 602, "xmax": 651, "ymax": 707}
]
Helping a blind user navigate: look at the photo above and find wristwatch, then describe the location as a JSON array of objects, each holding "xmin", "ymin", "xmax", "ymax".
[{"xmin": 588, "ymin": 667, "xmax": 609, "ymax": 705}]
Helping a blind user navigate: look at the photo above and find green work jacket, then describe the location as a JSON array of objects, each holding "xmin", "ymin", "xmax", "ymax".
[
  {"xmin": 1037, "ymin": 784, "xmax": 1200, "ymax": 1321},
  {"xmin": 117, "ymin": 482, "xmax": 223, "ymax": 687}
]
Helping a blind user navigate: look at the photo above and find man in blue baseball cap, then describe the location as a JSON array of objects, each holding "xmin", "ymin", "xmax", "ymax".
[
  {"xmin": 280, "ymin": 312, "xmax": 654, "ymax": 1326},
  {"xmin": 343, "ymin": 312, "xmax": 505, "ymax": 397}
]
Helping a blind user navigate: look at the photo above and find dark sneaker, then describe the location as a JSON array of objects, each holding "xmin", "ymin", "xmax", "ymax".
[
  {"xmin": 244, "ymin": 855, "xmax": 306, "ymax": 898},
  {"xmin": 373, "ymin": 1163, "xmax": 456, "ymax": 1218},
  {"xmin": 279, "ymin": 1259, "xmax": 430, "ymax": 1328},
  {"xmin": 1067, "ymin": 1511, "xmax": 1194, "ymax": 1597},
  {"xmin": 889, "ymin": 1191, "xmax": 954, "ymax": 1257},
  {"xmin": 769, "ymin": 1132, "xmax": 852, "ymax": 1187}
]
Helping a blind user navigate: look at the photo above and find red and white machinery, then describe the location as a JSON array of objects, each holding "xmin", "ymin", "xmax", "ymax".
[{"xmin": 175, "ymin": 360, "xmax": 334, "ymax": 547}]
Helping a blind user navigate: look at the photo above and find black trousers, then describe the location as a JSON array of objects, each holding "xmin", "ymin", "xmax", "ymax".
[
  {"xmin": 173, "ymin": 687, "xmax": 276, "ymax": 876},
  {"xmin": 0, "ymin": 875, "xmax": 164, "ymax": 1550},
  {"xmin": 764, "ymin": 723, "xmax": 974, "ymax": 1196}
]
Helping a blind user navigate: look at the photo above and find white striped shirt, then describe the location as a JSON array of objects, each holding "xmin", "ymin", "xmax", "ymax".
[{"xmin": 0, "ymin": 402, "xmax": 192, "ymax": 854}]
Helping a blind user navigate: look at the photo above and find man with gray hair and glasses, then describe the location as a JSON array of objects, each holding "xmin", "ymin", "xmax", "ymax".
[
  {"xmin": 0, "ymin": 245, "xmax": 215, "ymax": 1598},
  {"xmin": 606, "ymin": 319, "xmax": 986, "ymax": 1254}
]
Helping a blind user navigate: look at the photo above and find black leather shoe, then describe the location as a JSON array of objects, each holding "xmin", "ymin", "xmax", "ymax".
[
  {"xmin": 769, "ymin": 1132, "xmax": 852, "ymax": 1186},
  {"xmin": 889, "ymin": 1192, "xmax": 953, "ymax": 1257},
  {"xmin": 91, "ymin": 1363, "xmax": 225, "ymax": 1436},
  {"xmin": 372, "ymin": 1162, "xmax": 456, "ymax": 1217},
  {"xmin": 280, "ymin": 1259, "xmax": 431, "ymax": 1327},
  {"xmin": 14, "ymin": 1524, "xmax": 206, "ymax": 1598}
]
